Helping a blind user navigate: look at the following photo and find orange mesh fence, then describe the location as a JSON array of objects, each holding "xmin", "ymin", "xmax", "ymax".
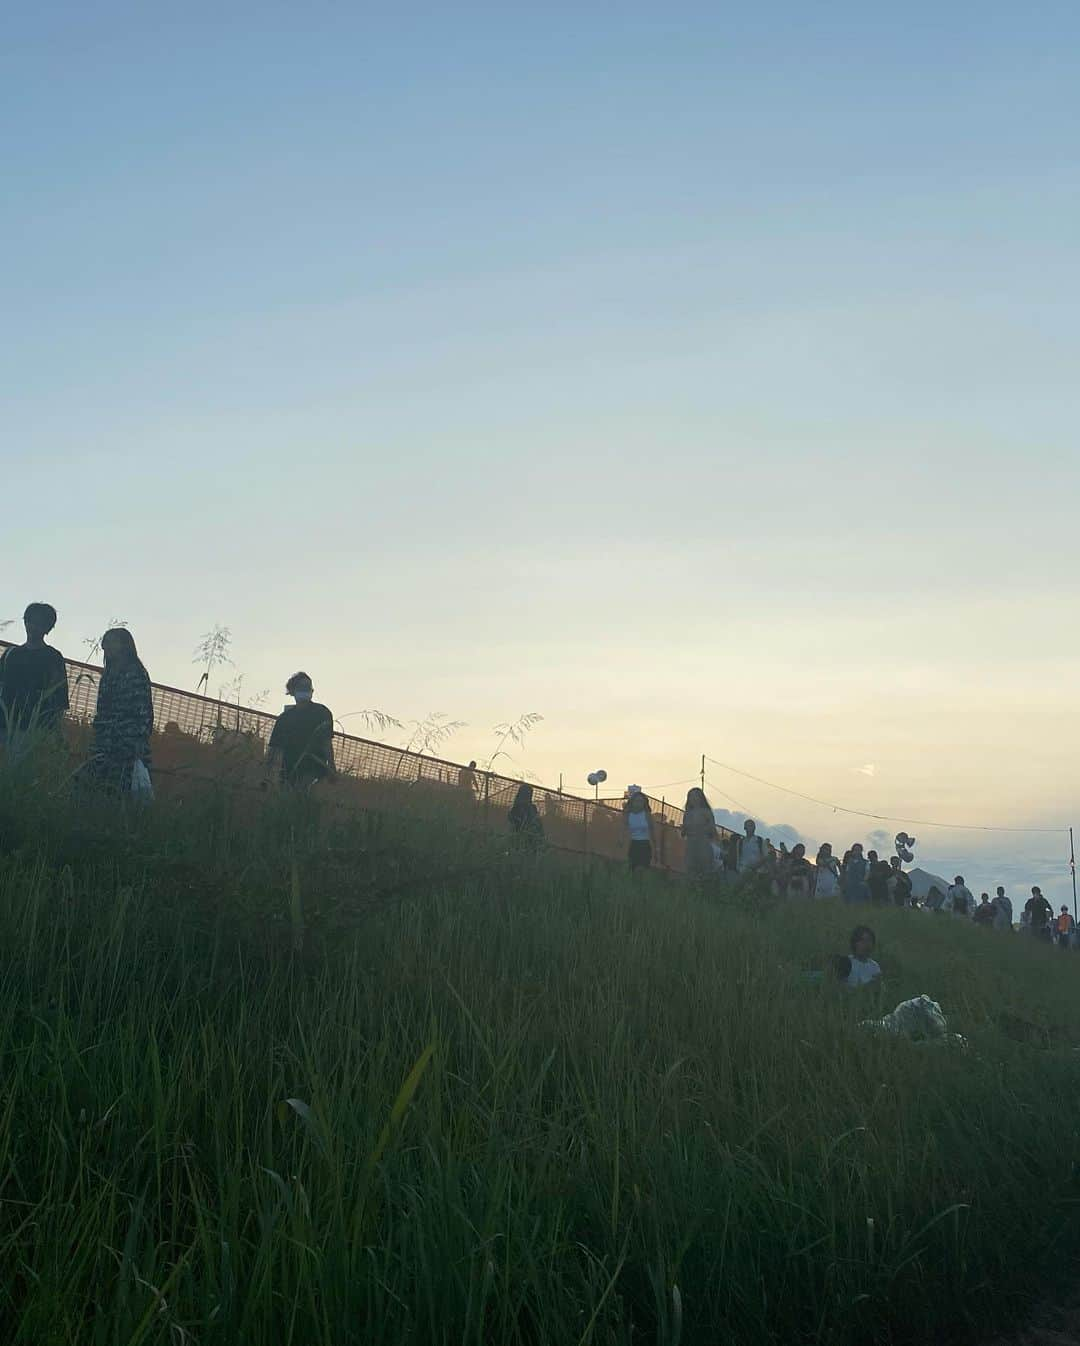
[{"xmin": 1, "ymin": 642, "xmax": 738, "ymax": 871}]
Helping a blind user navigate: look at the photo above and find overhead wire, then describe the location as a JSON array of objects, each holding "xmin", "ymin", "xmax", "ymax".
[{"xmin": 703, "ymin": 755, "xmax": 1065, "ymax": 835}]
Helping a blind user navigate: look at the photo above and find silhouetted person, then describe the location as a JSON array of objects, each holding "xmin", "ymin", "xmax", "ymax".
[
  {"xmin": 267, "ymin": 672, "xmax": 336, "ymax": 787},
  {"xmin": 1024, "ymin": 886, "xmax": 1053, "ymax": 937},
  {"xmin": 814, "ymin": 843, "xmax": 840, "ymax": 898},
  {"xmin": 888, "ymin": 856, "xmax": 913, "ymax": 907},
  {"xmin": 458, "ymin": 760, "xmax": 478, "ymax": 798},
  {"xmin": 508, "ymin": 784, "xmax": 543, "ymax": 846},
  {"xmin": 973, "ymin": 894, "xmax": 996, "ymax": 926},
  {"xmin": 736, "ymin": 819, "xmax": 767, "ymax": 874},
  {"xmin": 782, "ymin": 843, "xmax": 814, "ymax": 898},
  {"xmin": 992, "ymin": 885, "xmax": 1013, "ymax": 931},
  {"xmin": 682, "ymin": 788, "xmax": 718, "ymax": 879},
  {"xmin": 88, "ymin": 628, "xmax": 153, "ymax": 792},
  {"xmin": 948, "ymin": 875, "xmax": 975, "ymax": 917},
  {"xmin": 841, "ymin": 843, "xmax": 868, "ymax": 904},
  {"xmin": 0, "ymin": 602, "xmax": 69, "ymax": 743},
  {"xmin": 868, "ymin": 853, "xmax": 891, "ymax": 905}
]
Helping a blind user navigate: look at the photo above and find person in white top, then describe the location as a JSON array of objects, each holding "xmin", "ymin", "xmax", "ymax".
[
  {"xmin": 947, "ymin": 875, "xmax": 976, "ymax": 917},
  {"xmin": 623, "ymin": 787, "xmax": 655, "ymax": 873},
  {"xmin": 737, "ymin": 819, "xmax": 768, "ymax": 873},
  {"xmin": 814, "ymin": 843, "xmax": 840, "ymax": 898},
  {"xmin": 839, "ymin": 925, "xmax": 882, "ymax": 988}
]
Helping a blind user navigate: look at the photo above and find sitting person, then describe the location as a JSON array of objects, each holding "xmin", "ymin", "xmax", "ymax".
[{"xmin": 835, "ymin": 926, "xmax": 881, "ymax": 988}]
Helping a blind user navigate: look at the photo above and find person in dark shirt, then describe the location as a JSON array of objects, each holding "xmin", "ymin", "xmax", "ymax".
[
  {"xmin": 0, "ymin": 602, "xmax": 69, "ymax": 740},
  {"xmin": 88, "ymin": 627, "xmax": 154, "ymax": 792},
  {"xmin": 868, "ymin": 854, "xmax": 892, "ymax": 905},
  {"xmin": 508, "ymin": 784, "xmax": 544, "ymax": 846},
  {"xmin": 266, "ymin": 671, "xmax": 336, "ymax": 787},
  {"xmin": 1024, "ymin": 887, "xmax": 1053, "ymax": 936}
]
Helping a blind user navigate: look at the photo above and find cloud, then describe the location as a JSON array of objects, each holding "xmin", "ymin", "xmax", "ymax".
[
  {"xmin": 713, "ymin": 808, "xmax": 808, "ymax": 851},
  {"xmin": 852, "ymin": 764, "xmax": 877, "ymax": 777}
]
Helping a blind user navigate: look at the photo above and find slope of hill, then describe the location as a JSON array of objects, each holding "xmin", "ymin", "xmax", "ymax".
[{"xmin": 0, "ymin": 752, "xmax": 1077, "ymax": 1345}]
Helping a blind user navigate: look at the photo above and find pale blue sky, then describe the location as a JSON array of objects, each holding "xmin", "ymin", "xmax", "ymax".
[{"xmin": 4, "ymin": 2, "xmax": 1079, "ymax": 900}]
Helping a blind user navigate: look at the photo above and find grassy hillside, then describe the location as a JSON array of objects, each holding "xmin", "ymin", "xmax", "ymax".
[{"xmin": 0, "ymin": 757, "xmax": 1077, "ymax": 1344}]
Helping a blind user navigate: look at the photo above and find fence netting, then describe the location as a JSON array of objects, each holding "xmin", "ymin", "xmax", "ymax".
[{"xmin": 1, "ymin": 642, "xmax": 734, "ymax": 872}]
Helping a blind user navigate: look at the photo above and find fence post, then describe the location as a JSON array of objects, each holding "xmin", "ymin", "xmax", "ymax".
[
  {"xmin": 659, "ymin": 796, "xmax": 666, "ymax": 867},
  {"xmin": 583, "ymin": 799, "xmax": 589, "ymax": 857}
]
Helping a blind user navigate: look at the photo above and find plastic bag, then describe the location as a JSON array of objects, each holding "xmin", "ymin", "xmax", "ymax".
[{"xmin": 130, "ymin": 759, "xmax": 154, "ymax": 801}]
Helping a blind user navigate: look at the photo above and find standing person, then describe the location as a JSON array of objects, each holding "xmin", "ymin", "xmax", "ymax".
[
  {"xmin": 458, "ymin": 760, "xmax": 478, "ymax": 799},
  {"xmin": 925, "ymin": 884, "xmax": 946, "ymax": 912},
  {"xmin": 841, "ymin": 843, "xmax": 868, "ymax": 904},
  {"xmin": 1024, "ymin": 886, "xmax": 1053, "ymax": 937},
  {"xmin": 507, "ymin": 784, "xmax": 543, "ymax": 845},
  {"xmin": 0, "ymin": 602, "xmax": 69, "ymax": 744},
  {"xmin": 973, "ymin": 894, "xmax": 996, "ymax": 926},
  {"xmin": 1055, "ymin": 906, "xmax": 1075, "ymax": 949},
  {"xmin": 87, "ymin": 628, "xmax": 153, "ymax": 793},
  {"xmin": 736, "ymin": 819, "xmax": 768, "ymax": 875},
  {"xmin": 623, "ymin": 787, "xmax": 655, "ymax": 873},
  {"xmin": 947, "ymin": 875, "xmax": 976, "ymax": 917},
  {"xmin": 868, "ymin": 853, "xmax": 891, "ymax": 906},
  {"xmin": 991, "ymin": 885, "xmax": 1014, "ymax": 932},
  {"xmin": 266, "ymin": 672, "xmax": 337, "ymax": 787},
  {"xmin": 681, "ymin": 788, "xmax": 718, "ymax": 879},
  {"xmin": 814, "ymin": 843, "xmax": 840, "ymax": 898},
  {"xmin": 888, "ymin": 857, "xmax": 913, "ymax": 908},
  {"xmin": 782, "ymin": 843, "xmax": 814, "ymax": 899}
]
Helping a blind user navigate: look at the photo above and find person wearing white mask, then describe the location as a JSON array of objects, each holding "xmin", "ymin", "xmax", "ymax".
[{"xmin": 266, "ymin": 671, "xmax": 337, "ymax": 787}]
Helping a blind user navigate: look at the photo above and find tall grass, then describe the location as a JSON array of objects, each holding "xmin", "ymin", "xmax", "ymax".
[{"xmin": 0, "ymin": 754, "xmax": 1077, "ymax": 1343}]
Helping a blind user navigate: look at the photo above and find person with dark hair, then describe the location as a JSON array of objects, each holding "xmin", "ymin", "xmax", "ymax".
[
  {"xmin": 1024, "ymin": 886, "xmax": 1053, "ymax": 937},
  {"xmin": 992, "ymin": 885, "xmax": 1013, "ymax": 931},
  {"xmin": 947, "ymin": 875, "xmax": 976, "ymax": 918},
  {"xmin": 888, "ymin": 856, "xmax": 913, "ymax": 907},
  {"xmin": 781, "ymin": 843, "xmax": 814, "ymax": 899},
  {"xmin": 736, "ymin": 819, "xmax": 767, "ymax": 875},
  {"xmin": 1055, "ymin": 906, "xmax": 1075, "ymax": 949},
  {"xmin": 0, "ymin": 602, "xmax": 69, "ymax": 742},
  {"xmin": 88, "ymin": 628, "xmax": 153, "ymax": 792},
  {"xmin": 458, "ymin": 760, "xmax": 478, "ymax": 798},
  {"xmin": 973, "ymin": 893, "xmax": 996, "ymax": 926},
  {"xmin": 925, "ymin": 884, "xmax": 946, "ymax": 912},
  {"xmin": 508, "ymin": 784, "xmax": 543, "ymax": 845},
  {"xmin": 266, "ymin": 672, "xmax": 336, "ymax": 787},
  {"xmin": 813, "ymin": 842, "xmax": 840, "ymax": 898},
  {"xmin": 623, "ymin": 787, "xmax": 655, "ymax": 872},
  {"xmin": 681, "ymin": 788, "xmax": 717, "ymax": 879},
  {"xmin": 868, "ymin": 852, "xmax": 892, "ymax": 905},
  {"xmin": 841, "ymin": 843, "xmax": 869, "ymax": 904},
  {"xmin": 843, "ymin": 926, "xmax": 881, "ymax": 987}
]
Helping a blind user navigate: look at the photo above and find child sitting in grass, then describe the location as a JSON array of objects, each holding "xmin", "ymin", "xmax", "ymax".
[{"xmin": 834, "ymin": 926, "xmax": 881, "ymax": 988}]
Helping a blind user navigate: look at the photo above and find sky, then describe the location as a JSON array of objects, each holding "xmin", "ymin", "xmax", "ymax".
[{"xmin": 3, "ymin": 2, "xmax": 1079, "ymax": 905}]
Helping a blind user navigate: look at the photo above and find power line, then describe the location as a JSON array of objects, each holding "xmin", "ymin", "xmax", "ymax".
[
  {"xmin": 704, "ymin": 779, "xmax": 757, "ymax": 818},
  {"xmin": 641, "ymin": 776, "xmax": 699, "ymax": 793},
  {"xmin": 704, "ymin": 755, "xmax": 1066, "ymax": 835}
]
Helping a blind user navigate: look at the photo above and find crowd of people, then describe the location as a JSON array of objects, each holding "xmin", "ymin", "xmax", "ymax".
[
  {"xmin": 2, "ymin": 605, "xmax": 1076, "ymax": 948},
  {"xmin": 641, "ymin": 787, "xmax": 1076, "ymax": 945}
]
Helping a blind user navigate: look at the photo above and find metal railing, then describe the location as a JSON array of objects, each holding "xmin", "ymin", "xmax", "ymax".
[{"xmin": 1, "ymin": 641, "xmax": 735, "ymax": 871}]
